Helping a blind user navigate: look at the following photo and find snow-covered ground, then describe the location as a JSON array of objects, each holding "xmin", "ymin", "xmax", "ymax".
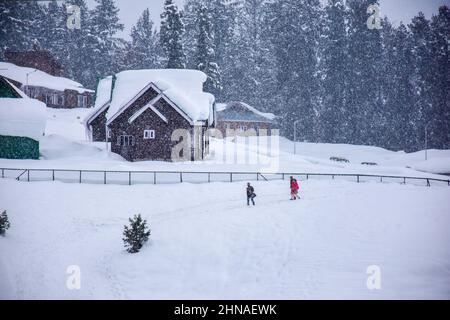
[
  {"xmin": 0, "ymin": 178, "xmax": 449, "ymax": 299},
  {"xmin": 1, "ymin": 107, "xmax": 449, "ymax": 299}
]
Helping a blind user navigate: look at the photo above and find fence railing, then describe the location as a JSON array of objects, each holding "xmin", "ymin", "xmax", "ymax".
[{"xmin": 1, "ymin": 167, "xmax": 449, "ymax": 187}]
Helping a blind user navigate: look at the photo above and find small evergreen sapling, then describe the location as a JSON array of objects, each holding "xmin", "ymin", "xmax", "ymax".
[
  {"xmin": 0, "ymin": 210, "xmax": 10, "ymax": 236},
  {"xmin": 122, "ymin": 214, "xmax": 151, "ymax": 253}
]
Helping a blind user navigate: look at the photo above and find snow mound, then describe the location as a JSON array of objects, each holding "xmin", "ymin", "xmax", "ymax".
[
  {"xmin": 0, "ymin": 62, "xmax": 93, "ymax": 94},
  {"xmin": 0, "ymin": 97, "xmax": 47, "ymax": 140},
  {"xmin": 40, "ymin": 134, "xmax": 122, "ymax": 160},
  {"xmin": 107, "ymin": 69, "xmax": 215, "ymax": 123}
]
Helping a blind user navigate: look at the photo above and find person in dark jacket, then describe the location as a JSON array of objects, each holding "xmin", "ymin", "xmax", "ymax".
[
  {"xmin": 290, "ymin": 176, "xmax": 299, "ymax": 200},
  {"xmin": 246, "ymin": 183, "xmax": 256, "ymax": 206}
]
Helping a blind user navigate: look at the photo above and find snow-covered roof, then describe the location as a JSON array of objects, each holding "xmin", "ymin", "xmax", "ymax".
[
  {"xmin": 106, "ymin": 69, "xmax": 215, "ymax": 124},
  {"xmin": 0, "ymin": 62, "xmax": 94, "ymax": 94},
  {"xmin": 3, "ymin": 78, "xmax": 28, "ymax": 98},
  {"xmin": 217, "ymin": 101, "xmax": 276, "ymax": 121},
  {"xmin": 0, "ymin": 97, "xmax": 47, "ymax": 141},
  {"xmin": 84, "ymin": 76, "xmax": 112, "ymax": 125}
]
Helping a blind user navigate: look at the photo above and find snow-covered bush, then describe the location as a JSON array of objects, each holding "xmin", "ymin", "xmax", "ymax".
[
  {"xmin": 122, "ymin": 214, "xmax": 151, "ymax": 253},
  {"xmin": 330, "ymin": 156, "xmax": 350, "ymax": 163},
  {"xmin": 361, "ymin": 162, "xmax": 378, "ymax": 166},
  {"xmin": 0, "ymin": 210, "xmax": 10, "ymax": 236}
]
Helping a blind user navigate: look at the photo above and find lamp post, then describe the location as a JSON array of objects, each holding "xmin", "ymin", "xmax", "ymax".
[
  {"xmin": 424, "ymin": 122, "xmax": 430, "ymax": 161},
  {"xmin": 25, "ymin": 69, "xmax": 37, "ymax": 96},
  {"xmin": 294, "ymin": 119, "xmax": 301, "ymax": 155}
]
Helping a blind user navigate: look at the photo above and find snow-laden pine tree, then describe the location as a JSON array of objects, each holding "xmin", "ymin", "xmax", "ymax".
[
  {"xmin": 129, "ymin": 8, "xmax": 161, "ymax": 70},
  {"xmin": 318, "ymin": 0, "xmax": 349, "ymax": 143},
  {"xmin": 409, "ymin": 12, "xmax": 434, "ymax": 151},
  {"xmin": 381, "ymin": 22, "xmax": 416, "ymax": 151},
  {"xmin": 346, "ymin": 0, "xmax": 383, "ymax": 146},
  {"xmin": 90, "ymin": 0, "xmax": 124, "ymax": 79},
  {"xmin": 160, "ymin": 0, "xmax": 186, "ymax": 69},
  {"xmin": 64, "ymin": 0, "xmax": 99, "ymax": 88},
  {"xmin": 195, "ymin": 5, "xmax": 222, "ymax": 96},
  {"xmin": 266, "ymin": 0, "xmax": 322, "ymax": 141},
  {"xmin": 0, "ymin": 0, "xmax": 39, "ymax": 56},
  {"xmin": 123, "ymin": 214, "xmax": 151, "ymax": 253},
  {"xmin": 428, "ymin": 6, "xmax": 450, "ymax": 149}
]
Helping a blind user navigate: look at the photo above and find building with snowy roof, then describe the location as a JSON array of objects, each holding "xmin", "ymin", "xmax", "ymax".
[
  {"xmin": 0, "ymin": 62, "xmax": 94, "ymax": 109},
  {"xmin": 100, "ymin": 69, "xmax": 215, "ymax": 162},
  {"xmin": 0, "ymin": 77, "xmax": 47, "ymax": 159},
  {"xmin": 216, "ymin": 101, "xmax": 276, "ymax": 136}
]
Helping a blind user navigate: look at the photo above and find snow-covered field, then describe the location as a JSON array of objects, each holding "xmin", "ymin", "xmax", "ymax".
[
  {"xmin": 1, "ymin": 108, "xmax": 450, "ymax": 299},
  {"xmin": 0, "ymin": 178, "xmax": 449, "ymax": 299}
]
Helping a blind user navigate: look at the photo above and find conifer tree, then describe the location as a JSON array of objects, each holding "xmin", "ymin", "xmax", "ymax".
[{"xmin": 160, "ymin": 0, "xmax": 186, "ymax": 69}]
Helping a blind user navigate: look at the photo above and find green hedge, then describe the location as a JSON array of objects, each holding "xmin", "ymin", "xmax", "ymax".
[{"xmin": 0, "ymin": 135, "xmax": 39, "ymax": 159}]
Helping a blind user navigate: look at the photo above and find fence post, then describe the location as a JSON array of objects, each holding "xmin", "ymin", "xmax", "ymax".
[
  {"xmin": 52, "ymin": 170, "xmax": 55, "ymax": 181},
  {"xmin": 129, "ymin": 172, "xmax": 131, "ymax": 186},
  {"xmin": 154, "ymin": 172, "xmax": 156, "ymax": 184},
  {"xmin": 282, "ymin": 173, "xmax": 285, "ymax": 180},
  {"xmin": 208, "ymin": 172, "xmax": 211, "ymax": 183},
  {"xmin": 1, "ymin": 168, "xmax": 3, "ymax": 178},
  {"xmin": 357, "ymin": 175, "xmax": 359, "ymax": 183},
  {"xmin": 27, "ymin": 170, "xmax": 30, "ymax": 182},
  {"xmin": 180, "ymin": 172, "xmax": 183, "ymax": 183},
  {"xmin": 427, "ymin": 179, "xmax": 430, "ymax": 187},
  {"xmin": 332, "ymin": 175, "xmax": 335, "ymax": 180},
  {"xmin": 306, "ymin": 174, "xmax": 309, "ymax": 180},
  {"xmin": 403, "ymin": 177, "xmax": 406, "ymax": 184},
  {"xmin": 257, "ymin": 173, "xmax": 259, "ymax": 181},
  {"xmin": 104, "ymin": 171, "xmax": 106, "ymax": 184},
  {"xmin": 380, "ymin": 176, "xmax": 383, "ymax": 183},
  {"xmin": 230, "ymin": 173, "xmax": 233, "ymax": 183},
  {"xmin": 79, "ymin": 170, "xmax": 82, "ymax": 183}
]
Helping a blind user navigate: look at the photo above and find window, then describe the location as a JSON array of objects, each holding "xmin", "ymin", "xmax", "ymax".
[
  {"xmin": 143, "ymin": 130, "xmax": 155, "ymax": 139},
  {"xmin": 51, "ymin": 94, "xmax": 58, "ymax": 105},
  {"xmin": 117, "ymin": 135, "xmax": 135, "ymax": 146},
  {"xmin": 239, "ymin": 125, "xmax": 248, "ymax": 131},
  {"xmin": 77, "ymin": 95, "xmax": 87, "ymax": 108}
]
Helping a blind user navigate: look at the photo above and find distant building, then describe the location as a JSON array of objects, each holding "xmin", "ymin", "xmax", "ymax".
[
  {"xmin": 0, "ymin": 77, "xmax": 46, "ymax": 159},
  {"xmin": 4, "ymin": 49, "xmax": 64, "ymax": 77},
  {"xmin": 216, "ymin": 101, "xmax": 276, "ymax": 136},
  {"xmin": 100, "ymin": 69, "xmax": 215, "ymax": 162},
  {"xmin": 0, "ymin": 62, "xmax": 94, "ymax": 109},
  {"xmin": 84, "ymin": 76, "xmax": 113, "ymax": 142}
]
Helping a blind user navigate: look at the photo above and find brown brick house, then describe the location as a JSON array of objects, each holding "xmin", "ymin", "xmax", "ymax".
[
  {"xmin": 216, "ymin": 101, "xmax": 276, "ymax": 136},
  {"xmin": 0, "ymin": 62, "xmax": 94, "ymax": 109},
  {"xmin": 105, "ymin": 69, "xmax": 215, "ymax": 162}
]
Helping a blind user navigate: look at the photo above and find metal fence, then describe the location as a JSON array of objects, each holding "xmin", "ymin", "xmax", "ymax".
[{"xmin": 1, "ymin": 167, "xmax": 449, "ymax": 187}]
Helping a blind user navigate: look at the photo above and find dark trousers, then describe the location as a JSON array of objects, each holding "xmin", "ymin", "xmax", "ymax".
[{"xmin": 247, "ymin": 194, "xmax": 255, "ymax": 206}]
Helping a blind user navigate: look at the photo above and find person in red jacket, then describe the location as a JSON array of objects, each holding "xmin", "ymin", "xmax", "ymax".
[{"xmin": 290, "ymin": 176, "xmax": 299, "ymax": 200}]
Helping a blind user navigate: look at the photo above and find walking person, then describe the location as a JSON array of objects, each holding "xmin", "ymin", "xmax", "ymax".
[
  {"xmin": 246, "ymin": 182, "xmax": 256, "ymax": 206},
  {"xmin": 290, "ymin": 176, "xmax": 299, "ymax": 200}
]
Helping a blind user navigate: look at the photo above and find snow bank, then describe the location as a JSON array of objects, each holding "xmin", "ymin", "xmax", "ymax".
[
  {"xmin": 107, "ymin": 69, "xmax": 215, "ymax": 123},
  {"xmin": 0, "ymin": 62, "xmax": 93, "ymax": 94},
  {"xmin": 0, "ymin": 98, "xmax": 46, "ymax": 140}
]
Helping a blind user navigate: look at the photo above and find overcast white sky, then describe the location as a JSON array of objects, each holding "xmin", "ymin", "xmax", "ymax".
[{"xmin": 85, "ymin": 0, "xmax": 450, "ymax": 39}]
